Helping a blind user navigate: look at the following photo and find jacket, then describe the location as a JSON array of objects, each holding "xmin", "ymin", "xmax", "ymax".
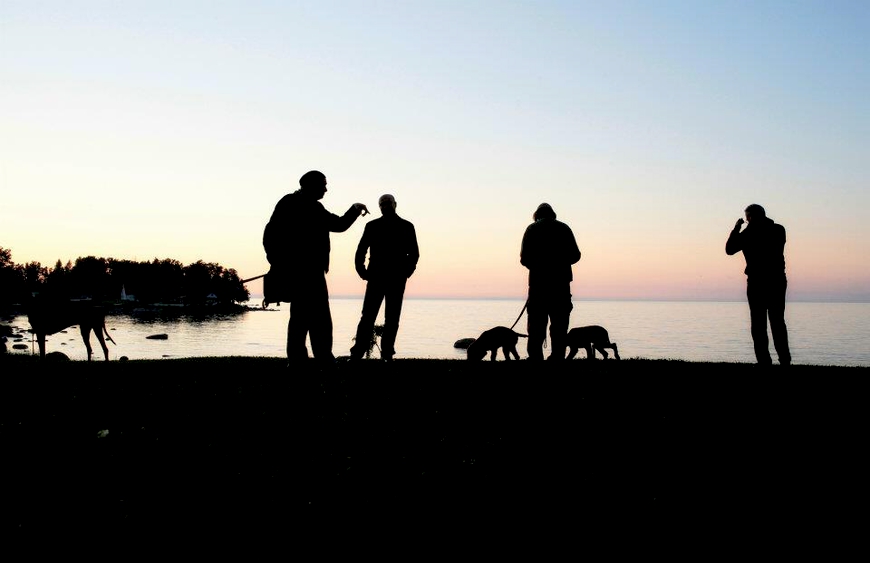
[
  {"xmin": 355, "ymin": 214, "xmax": 419, "ymax": 281},
  {"xmin": 725, "ymin": 216, "xmax": 786, "ymax": 280},
  {"xmin": 520, "ymin": 217, "xmax": 581, "ymax": 287},
  {"xmin": 264, "ymin": 189, "xmax": 361, "ymax": 274}
]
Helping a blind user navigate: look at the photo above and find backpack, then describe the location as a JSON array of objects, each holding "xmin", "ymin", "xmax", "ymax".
[{"xmin": 262, "ymin": 220, "xmax": 293, "ymax": 307}]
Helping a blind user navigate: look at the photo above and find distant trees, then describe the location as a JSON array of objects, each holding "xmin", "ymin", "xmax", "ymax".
[
  {"xmin": 0, "ymin": 246, "xmax": 250, "ymax": 311},
  {"xmin": 0, "ymin": 247, "xmax": 29, "ymax": 309}
]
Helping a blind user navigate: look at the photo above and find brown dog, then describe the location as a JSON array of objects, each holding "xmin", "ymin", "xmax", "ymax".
[
  {"xmin": 466, "ymin": 326, "xmax": 528, "ymax": 361},
  {"xmin": 28, "ymin": 300, "xmax": 116, "ymax": 361},
  {"xmin": 566, "ymin": 325, "xmax": 619, "ymax": 360}
]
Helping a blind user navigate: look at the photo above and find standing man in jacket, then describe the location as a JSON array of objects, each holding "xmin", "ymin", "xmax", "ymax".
[
  {"xmin": 520, "ymin": 203, "xmax": 581, "ymax": 361},
  {"xmin": 726, "ymin": 203, "xmax": 791, "ymax": 366},
  {"xmin": 264, "ymin": 170, "xmax": 369, "ymax": 366},
  {"xmin": 349, "ymin": 194, "xmax": 419, "ymax": 361}
]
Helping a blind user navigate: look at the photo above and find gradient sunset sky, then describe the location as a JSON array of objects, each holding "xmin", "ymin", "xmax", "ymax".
[{"xmin": 2, "ymin": 1, "xmax": 868, "ymax": 302}]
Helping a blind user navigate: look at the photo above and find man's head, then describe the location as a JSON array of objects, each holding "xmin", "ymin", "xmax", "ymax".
[
  {"xmin": 299, "ymin": 170, "xmax": 327, "ymax": 200},
  {"xmin": 378, "ymin": 194, "xmax": 397, "ymax": 216},
  {"xmin": 744, "ymin": 203, "xmax": 766, "ymax": 223},
  {"xmin": 534, "ymin": 203, "xmax": 556, "ymax": 221}
]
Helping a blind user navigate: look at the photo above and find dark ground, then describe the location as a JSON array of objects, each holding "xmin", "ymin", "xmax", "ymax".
[{"xmin": 2, "ymin": 355, "xmax": 868, "ymax": 532}]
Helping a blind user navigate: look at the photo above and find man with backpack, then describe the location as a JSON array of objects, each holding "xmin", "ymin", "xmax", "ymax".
[{"xmin": 264, "ymin": 170, "xmax": 369, "ymax": 366}]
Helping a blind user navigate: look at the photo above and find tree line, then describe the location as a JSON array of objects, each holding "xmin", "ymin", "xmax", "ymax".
[{"xmin": 0, "ymin": 246, "xmax": 250, "ymax": 312}]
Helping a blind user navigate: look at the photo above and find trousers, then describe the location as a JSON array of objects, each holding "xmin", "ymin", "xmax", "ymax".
[
  {"xmin": 350, "ymin": 277, "xmax": 407, "ymax": 359},
  {"xmin": 747, "ymin": 277, "xmax": 791, "ymax": 365},
  {"xmin": 287, "ymin": 272, "xmax": 334, "ymax": 363},
  {"xmin": 527, "ymin": 284, "xmax": 573, "ymax": 361}
]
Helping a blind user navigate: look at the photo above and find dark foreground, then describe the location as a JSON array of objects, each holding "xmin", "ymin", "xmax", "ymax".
[{"xmin": 2, "ymin": 355, "xmax": 868, "ymax": 531}]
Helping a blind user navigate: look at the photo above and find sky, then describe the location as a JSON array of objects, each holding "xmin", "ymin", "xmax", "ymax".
[{"xmin": 2, "ymin": 1, "xmax": 868, "ymax": 302}]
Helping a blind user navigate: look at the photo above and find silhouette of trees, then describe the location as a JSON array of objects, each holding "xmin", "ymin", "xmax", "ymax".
[
  {"xmin": 0, "ymin": 247, "xmax": 28, "ymax": 309},
  {"xmin": 0, "ymin": 246, "xmax": 250, "ymax": 311},
  {"xmin": 23, "ymin": 261, "xmax": 49, "ymax": 295},
  {"xmin": 68, "ymin": 256, "xmax": 112, "ymax": 300}
]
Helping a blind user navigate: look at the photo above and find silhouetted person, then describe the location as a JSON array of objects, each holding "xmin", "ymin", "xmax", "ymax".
[
  {"xmin": 264, "ymin": 170, "xmax": 369, "ymax": 366},
  {"xmin": 520, "ymin": 203, "xmax": 581, "ymax": 360},
  {"xmin": 349, "ymin": 194, "xmax": 419, "ymax": 361},
  {"xmin": 726, "ymin": 203, "xmax": 791, "ymax": 366}
]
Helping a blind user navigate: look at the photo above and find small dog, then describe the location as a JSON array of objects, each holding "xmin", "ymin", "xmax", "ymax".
[
  {"xmin": 466, "ymin": 326, "xmax": 528, "ymax": 361},
  {"xmin": 28, "ymin": 300, "xmax": 116, "ymax": 361},
  {"xmin": 565, "ymin": 325, "xmax": 619, "ymax": 360}
]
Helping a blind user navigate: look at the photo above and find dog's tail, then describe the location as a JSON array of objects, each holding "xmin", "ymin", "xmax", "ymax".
[{"xmin": 103, "ymin": 322, "xmax": 116, "ymax": 345}]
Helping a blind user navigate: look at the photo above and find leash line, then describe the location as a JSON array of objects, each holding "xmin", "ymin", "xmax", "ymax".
[{"xmin": 509, "ymin": 299, "xmax": 528, "ymax": 331}]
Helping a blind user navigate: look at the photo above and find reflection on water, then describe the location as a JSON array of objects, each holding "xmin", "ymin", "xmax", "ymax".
[{"xmin": 3, "ymin": 299, "xmax": 869, "ymax": 366}]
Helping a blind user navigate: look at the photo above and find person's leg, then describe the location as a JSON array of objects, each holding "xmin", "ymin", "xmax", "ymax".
[
  {"xmin": 381, "ymin": 278, "xmax": 407, "ymax": 359},
  {"xmin": 547, "ymin": 293, "xmax": 573, "ymax": 360},
  {"xmin": 526, "ymin": 295, "xmax": 547, "ymax": 361},
  {"xmin": 308, "ymin": 273, "xmax": 336, "ymax": 363},
  {"xmin": 768, "ymin": 278, "xmax": 791, "ymax": 365},
  {"xmin": 747, "ymin": 283, "xmax": 772, "ymax": 365},
  {"xmin": 287, "ymin": 300, "xmax": 310, "ymax": 362},
  {"xmin": 350, "ymin": 281, "xmax": 384, "ymax": 359}
]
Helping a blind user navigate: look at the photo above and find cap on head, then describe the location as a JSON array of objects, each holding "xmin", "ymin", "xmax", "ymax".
[
  {"xmin": 299, "ymin": 170, "xmax": 326, "ymax": 189},
  {"xmin": 745, "ymin": 203, "xmax": 766, "ymax": 218},
  {"xmin": 534, "ymin": 203, "xmax": 556, "ymax": 220}
]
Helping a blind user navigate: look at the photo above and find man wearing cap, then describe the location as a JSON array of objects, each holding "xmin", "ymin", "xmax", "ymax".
[
  {"xmin": 520, "ymin": 203, "xmax": 581, "ymax": 361},
  {"xmin": 264, "ymin": 170, "xmax": 369, "ymax": 366}
]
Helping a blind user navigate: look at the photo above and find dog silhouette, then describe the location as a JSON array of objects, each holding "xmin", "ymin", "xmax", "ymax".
[
  {"xmin": 566, "ymin": 325, "xmax": 619, "ymax": 360},
  {"xmin": 28, "ymin": 300, "xmax": 116, "ymax": 361},
  {"xmin": 466, "ymin": 326, "xmax": 528, "ymax": 361}
]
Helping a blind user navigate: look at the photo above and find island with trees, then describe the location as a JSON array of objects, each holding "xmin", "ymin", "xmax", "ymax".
[{"xmin": 0, "ymin": 246, "xmax": 251, "ymax": 316}]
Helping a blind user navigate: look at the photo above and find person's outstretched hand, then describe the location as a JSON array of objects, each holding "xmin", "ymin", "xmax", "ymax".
[{"xmin": 354, "ymin": 203, "xmax": 370, "ymax": 216}]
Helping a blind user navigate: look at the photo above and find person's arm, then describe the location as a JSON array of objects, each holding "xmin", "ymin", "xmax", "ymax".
[
  {"xmin": 406, "ymin": 223, "xmax": 420, "ymax": 278},
  {"xmin": 565, "ymin": 225, "xmax": 581, "ymax": 265},
  {"xmin": 520, "ymin": 226, "xmax": 534, "ymax": 270},
  {"xmin": 326, "ymin": 203, "xmax": 368, "ymax": 233},
  {"xmin": 355, "ymin": 228, "xmax": 370, "ymax": 280},
  {"xmin": 725, "ymin": 218, "xmax": 744, "ymax": 255}
]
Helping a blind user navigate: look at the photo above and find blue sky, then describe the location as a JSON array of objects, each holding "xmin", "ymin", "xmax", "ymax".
[{"xmin": 2, "ymin": 1, "xmax": 868, "ymax": 301}]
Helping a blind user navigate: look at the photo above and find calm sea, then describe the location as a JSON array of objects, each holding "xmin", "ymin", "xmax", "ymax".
[{"xmin": 4, "ymin": 298, "xmax": 869, "ymax": 367}]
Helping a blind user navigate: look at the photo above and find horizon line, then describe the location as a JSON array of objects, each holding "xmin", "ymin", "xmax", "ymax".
[{"xmin": 248, "ymin": 294, "xmax": 870, "ymax": 304}]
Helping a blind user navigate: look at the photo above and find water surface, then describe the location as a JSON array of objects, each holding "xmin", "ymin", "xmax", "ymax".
[{"xmin": 5, "ymin": 299, "xmax": 868, "ymax": 367}]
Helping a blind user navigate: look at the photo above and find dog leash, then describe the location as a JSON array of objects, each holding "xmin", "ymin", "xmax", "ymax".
[{"xmin": 509, "ymin": 299, "xmax": 528, "ymax": 331}]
